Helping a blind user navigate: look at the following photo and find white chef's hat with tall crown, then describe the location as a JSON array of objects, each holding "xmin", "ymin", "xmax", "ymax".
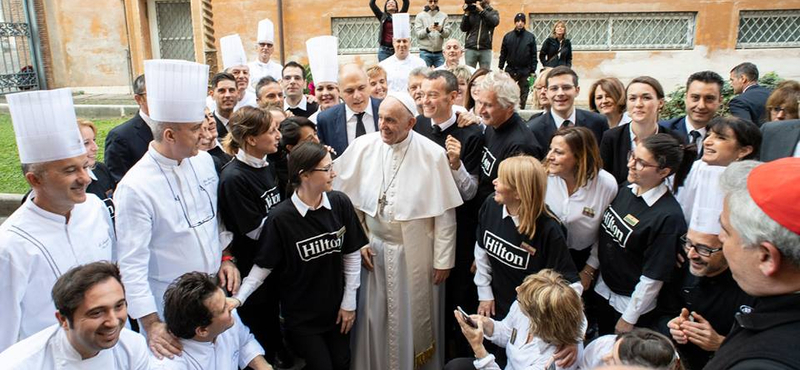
[
  {"xmin": 144, "ymin": 59, "xmax": 209, "ymax": 123},
  {"xmin": 689, "ymin": 165, "xmax": 726, "ymax": 235},
  {"xmin": 7, "ymin": 88, "xmax": 85, "ymax": 164},
  {"xmin": 220, "ymin": 34, "xmax": 248, "ymax": 70},
  {"xmin": 306, "ymin": 36, "xmax": 339, "ymax": 84},
  {"xmin": 258, "ymin": 19, "xmax": 275, "ymax": 44},
  {"xmin": 392, "ymin": 13, "xmax": 411, "ymax": 39}
]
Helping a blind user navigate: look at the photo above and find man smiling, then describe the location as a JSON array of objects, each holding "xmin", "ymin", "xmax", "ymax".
[{"xmin": 660, "ymin": 71, "xmax": 725, "ymax": 149}]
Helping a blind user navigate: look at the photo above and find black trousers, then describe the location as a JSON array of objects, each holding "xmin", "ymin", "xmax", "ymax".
[
  {"xmin": 284, "ymin": 327, "xmax": 351, "ymax": 370},
  {"xmin": 237, "ymin": 273, "xmax": 287, "ymax": 361},
  {"xmin": 509, "ymin": 72, "xmax": 531, "ymax": 110},
  {"xmin": 445, "ymin": 357, "xmax": 478, "ymax": 370}
]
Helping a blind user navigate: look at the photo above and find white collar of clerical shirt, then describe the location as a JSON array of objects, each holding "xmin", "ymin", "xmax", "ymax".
[
  {"xmin": 235, "ymin": 149, "xmax": 269, "ymax": 168},
  {"xmin": 550, "ymin": 108, "xmax": 576, "ymax": 130},
  {"xmin": 291, "ymin": 191, "xmax": 332, "ymax": 217},
  {"xmin": 432, "ymin": 109, "xmax": 457, "ymax": 131},
  {"xmin": 345, "ymin": 98, "xmax": 374, "ymax": 121},
  {"xmin": 628, "ymin": 182, "xmax": 669, "ymax": 207},
  {"xmin": 501, "ymin": 204, "xmax": 521, "ymax": 227},
  {"xmin": 284, "ymin": 94, "xmax": 308, "ymax": 111},
  {"xmin": 148, "ymin": 143, "xmax": 181, "ymax": 168}
]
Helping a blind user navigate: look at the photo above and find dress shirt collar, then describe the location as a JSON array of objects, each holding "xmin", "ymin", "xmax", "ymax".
[
  {"xmin": 502, "ymin": 204, "xmax": 520, "ymax": 227},
  {"xmin": 214, "ymin": 111, "xmax": 230, "ymax": 127},
  {"xmin": 628, "ymin": 182, "xmax": 669, "ymax": 207},
  {"xmin": 432, "ymin": 109, "xmax": 457, "ymax": 131},
  {"xmin": 235, "ymin": 149, "xmax": 269, "ymax": 168},
  {"xmin": 346, "ymin": 99, "xmax": 373, "ymax": 121},
  {"xmin": 618, "ymin": 112, "xmax": 632, "ymax": 126},
  {"xmin": 291, "ymin": 191, "xmax": 332, "ymax": 217},
  {"xmin": 139, "ymin": 110, "xmax": 157, "ymax": 132},
  {"xmin": 284, "ymin": 94, "xmax": 308, "ymax": 111},
  {"xmin": 87, "ymin": 167, "xmax": 97, "ymax": 181},
  {"xmin": 550, "ymin": 108, "xmax": 577, "ymax": 129},
  {"xmin": 684, "ymin": 116, "xmax": 707, "ymax": 139}
]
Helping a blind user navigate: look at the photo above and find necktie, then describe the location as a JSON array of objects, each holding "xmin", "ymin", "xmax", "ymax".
[
  {"xmin": 431, "ymin": 124, "xmax": 442, "ymax": 136},
  {"xmin": 690, "ymin": 130, "xmax": 703, "ymax": 159},
  {"xmin": 355, "ymin": 112, "xmax": 366, "ymax": 138},
  {"xmin": 561, "ymin": 119, "xmax": 573, "ymax": 129}
]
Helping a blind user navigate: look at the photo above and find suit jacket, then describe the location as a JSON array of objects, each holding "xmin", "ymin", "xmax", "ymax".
[
  {"xmin": 104, "ymin": 111, "xmax": 153, "ymax": 183},
  {"xmin": 760, "ymin": 119, "xmax": 800, "ymax": 162},
  {"xmin": 729, "ymin": 84, "xmax": 771, "ymax": 126},
  {"xmin": 526, "ymin": 109, "xmax": 608, "ymax": 149},
  {"xmin": 600, "ymin": 124, "xmax": 671, "ymax": 184},
  {"xmin": 215, "ymin": 114, "xmax": 229, "ymax": 141},
  {"xmin": 659, "ymin": 116, "xmax": 688, "ymax": 142},
  {"xmin": 316, "ymin": 97, "xmax": 382, "ymax": 155}
]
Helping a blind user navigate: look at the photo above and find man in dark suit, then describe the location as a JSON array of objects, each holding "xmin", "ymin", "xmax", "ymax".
[
  {"xmin": 317, "ymin": 64, "xmax": 380, "ymax": 155},
  {"xmin": 104, "ymin": 74, "xmax": 152, "ymax": 183},
  {"xmin": 760, "ymin": 119, "xmax": 800, "ymax": 162},
  {"xmin": 210, "ymin": 72, "xmax": 238, "ymax": 140},
  {"xmin": 660, "ymin": 71, "xmax": 724, "ymax": 148},
  {"xmin": 281, "ymin": 61, "xmax": 318, "ymax": 117},
  {"xmin": 526, "ymin": 66, "xmax": 607, "ymax": 148},
  {"xmin": 729, "ymin": 62, "xmax": 771, "ymax": 126}
]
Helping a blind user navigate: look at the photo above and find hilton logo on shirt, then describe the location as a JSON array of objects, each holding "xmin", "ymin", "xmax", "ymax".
[
  {"xmin": 261, "ymin": 186, "xmax": 281, "ymax": 212},
  {"xmin": 602, "ymin": 207, "xmax": 633, "ymax": 248},
  {"xmin": 481, "ymin": 147, "xmax": 496, "ymax": 177},
  {"xmin": 483, "ymin": 231, "xmax": 530, "ymax": 270},
  {"xmin": 295, "ymin": 227, "xmax": 346, "ymax": 262}
]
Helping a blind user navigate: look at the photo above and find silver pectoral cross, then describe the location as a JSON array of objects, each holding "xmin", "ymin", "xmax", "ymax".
[{"xmin": 378, "ymin": 194, "xmax": 387, "ymax": 213}]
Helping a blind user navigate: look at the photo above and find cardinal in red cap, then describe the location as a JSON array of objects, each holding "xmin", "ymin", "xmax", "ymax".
[{"xmin": 747, "ymin": 157, "xmax": 800, "ymax": 235}]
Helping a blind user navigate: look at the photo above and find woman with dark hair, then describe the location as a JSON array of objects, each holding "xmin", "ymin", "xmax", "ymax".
[
  {"xmin": 589, "ymin": 77, "xmax": 630, "ymax": 128},
  {"xmin": 539, "ymin": 21, "xmax": 572, "ymax": 68},
  {"xmin": 592, "ymin": 133, "xmax": 693, "ymax": 335},
  {"xmin": 233, "ymin": 142, "xmax": 368, "ymax": 370},
  {"xmin": 581, "ymin": 328, "xmax": 682, "ymax": 370},
  {"xmin": 465, "ymin": 67, "xmax": 490, "ymax": 113},
  {"xmin": 600, "ymin": 76, "xmax": 672, "ymax": 184},
  {"xmin": 370, "ymin": 0, "xmax": 410, "ymax": 61},
  {"xmin": 677, "ymin": 116, "xmax": 761, "ymax": 224},
  {"xmin": 544, "ymin": 127, "xmax": 618, "ymax": 289},
  {"xmin": 216, "ymin": 106, "xmax": 290, "ymax": 366}
]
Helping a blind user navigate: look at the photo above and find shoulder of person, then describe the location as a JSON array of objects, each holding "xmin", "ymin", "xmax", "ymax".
[{"xmin": 317, "ymin": 103, "xmax": 345, "ymax": 122}]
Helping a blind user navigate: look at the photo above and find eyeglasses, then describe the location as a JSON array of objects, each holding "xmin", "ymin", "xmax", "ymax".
[
  {"xmin": 627, "ymin": 151, "xmax": 661, "ymax": 171},
  {"xmin": 258, "ymin": 43, "xmax": 274, "ymax": 49},
  {"xmin": 681, "ymin": 234, "xmax": 723, "ymax": 257},
  {"xmin": 311, "ymin": 164, "xmax": 334, "ymax": 173},
  {"xmin": 150, "ymin": 154, "xmax": 216, "ymax": 229}
]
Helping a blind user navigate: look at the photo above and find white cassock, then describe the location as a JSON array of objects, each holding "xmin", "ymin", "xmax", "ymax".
[
  {"xmin": 0, "ymin": 196, "xmax": 114, "ymax": 351},
  {"xmin": 379, "ymin": 54, "xmax": 428, "ymax": 93},
  {"xmin": 248, "ymin": 59, "xmax": 283, "ymax": 88},
  {"xmin": 333, "ymin": 131, "xmax": 463, "ymax": 370},
  {"xmin": 151, "ymin": 311, "xmax": 264, "ymax": 370},
  {"xmin": 115, "ymin": 146, "xmax": 221, "ymax": 321},
  {"xmin": 0, "ymin": 325, "xmax": 149, "ymax": 370}
]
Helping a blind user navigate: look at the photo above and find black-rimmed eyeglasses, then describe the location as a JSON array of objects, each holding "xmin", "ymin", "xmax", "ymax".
[{"xmin": 681, "ymin": 234, "xmax": 723, "ymax": 257}]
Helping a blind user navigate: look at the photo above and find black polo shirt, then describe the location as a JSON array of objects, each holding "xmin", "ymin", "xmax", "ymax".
[{"xmin": 478, "ymin": 113, "xmax": 543, "ymax": 202}]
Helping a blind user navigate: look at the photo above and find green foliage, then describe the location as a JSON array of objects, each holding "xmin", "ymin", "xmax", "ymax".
[
  {"xmin": 660, "ymin": 71, "xmax": 783, "ymax": 120},
  {"xmin": 0, "ymin": 114, "xmax": 129, "ymax": 194}
]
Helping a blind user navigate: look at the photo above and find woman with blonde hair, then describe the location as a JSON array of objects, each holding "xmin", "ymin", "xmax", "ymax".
[
  {"xmin": 530, "ymin": 67, "xmax": 553, "ymax": 119},
  {"xmin": 447, "ymin": 269, "xmax": 585, "ymax": 369},
  {"xmin": 544, "ymin": 127, "xmax": 618, "ymax": 289},
  {"xmin": 366, "ymin": 65, "xmax": 389, "ymax": 100},
  {"xmin": 765, "ymin": 80, "xmax": 800, "ymax": 122},
  {"xmin": 540, "ymin": 21, "xmax": 572, "ymax": 68},
  {"xmin": 474, "ymin": 155, "xmax": 579, "ymax": 321},
  {"xmin": 589, "ymin": 77, "xmax": 630, "ymax": 128},
  {"xmin": 77, "ymin": 119, "xmax": 116, "ymax": 217}
]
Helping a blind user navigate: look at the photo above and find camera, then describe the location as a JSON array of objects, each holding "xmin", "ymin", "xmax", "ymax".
[{"xmin": 464, "ymin": 0, "xmax": 477, "ymax": 12}]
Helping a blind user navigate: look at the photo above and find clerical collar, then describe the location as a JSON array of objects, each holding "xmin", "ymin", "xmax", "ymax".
[
  {"xmin": 235, "ymin": 149, "xmax": 269, "ymax": 168},
  {"xmin": 432, "ymin": 109, "xmax": 457, "ymax": 131},
  {"xmin": 284, "ymin": 94, "xmax": 308, "ymax": 111},
  {"xmin": 628, "ymin": 182, "xmax": 669, "ymax": 207},
  {"xmin": 291, "ymin": 191, "xmax": 332, "ymax": 217},
  {"xmin": 551, "ymin": 108, "xmax": 576, "ymax": 130},
  {"xmin": 501, "ymin": 204, "xmax": 520, "ymax": 227},
  {"xmin": 346, "ymin": 99, "xmax": 373, "ymax": 121}
]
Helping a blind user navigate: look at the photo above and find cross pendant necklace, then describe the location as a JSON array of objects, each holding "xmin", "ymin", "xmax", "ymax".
[{"xmin": 379, "ymin": 135, "xmax": 413, "ymax": 213}]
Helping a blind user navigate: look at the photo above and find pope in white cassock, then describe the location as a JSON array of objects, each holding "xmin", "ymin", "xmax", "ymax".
[
  {"xmin": 115, "ymin": 59, "xmax": 240, "ymax": 359},
  {"xmin": 0, "ymin": 262, "xmax": 150, "ymax": 370},
  {"xmin": 334, "ymin": 92, "xmax": 462, "ymax": 370},
  {"xmin": 379, "ymin": 13, "xmax": 428, "ymax": 93},
  {"xmin": 0, "ymin": 88, "xmax": 114, "ymax": 351}
]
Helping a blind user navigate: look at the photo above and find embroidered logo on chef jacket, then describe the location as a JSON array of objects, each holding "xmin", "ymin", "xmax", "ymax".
[
  {"xmin": 481, "ymin": 147, "xmax": 496, "ymax": 177},
  {"xmin": 261, "ymin": 186, "xmax": 281, "ymax": 212},
  {"xmin": 201, "ymin": 175, "xmax": 216, "ymax": 188},
  {"xmin": 602, "ymin": 207, "xmax": 633, "ymax": 248},
  {"xmin": 97, "ymin": 236, "xmax": 111, "ymax": 250},
  {"xmin": 295, "ymin": 227, "xmax": 346, "ymax": 261},
  {"xmin": 483, "ymin": 231, "xmax": 530, "ymax": 270}
]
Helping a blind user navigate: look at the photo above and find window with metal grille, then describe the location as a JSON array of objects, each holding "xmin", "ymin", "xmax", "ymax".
[
  {"xmin": 528, "ymin": 12, "xmax": 695, "ymax": 51},
  {"xmin": 332, "ymin": 15, "xmax": 467, "ymax": 55},
  {"xmin": 154, "ymin": 0, "xmax": 195, "ymax": 61},
  {"xmin": 737, "ymin": 10, "xmax": 800, "ymax": 49}
]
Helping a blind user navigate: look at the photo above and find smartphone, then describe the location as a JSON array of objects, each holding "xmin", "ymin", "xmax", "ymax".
[
  {"xmin": 457, "ymin": 306, "xmax": 478, "ymax": 328},
  {"xmin": 434, "ymin": 22, "xmax": 439, "ymax": 26},
  {"xmin": 545, "ymin": 362, "xmax": 556, "ymax": 370}
]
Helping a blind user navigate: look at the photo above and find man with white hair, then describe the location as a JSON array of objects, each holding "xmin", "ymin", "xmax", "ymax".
[
  {"xmin": 436, "ymin": 39, "xmax": 476, "ymax": 74},
  {"xmin": 379, "ymin": 13, "xmax": 427, "ymax": 93},
  {"xmin": 115, "ymin": 59, "xmax": 240, "ymax": 359},
  {"xmin": 704, "ymin": 158, "xmax": 800, "ymax": 369},
  {"xmin": 0, "ymin": 89, "xmax": 114, "ymax": 351},
  {"xmin": 248, "ymin": 18, "xmax": 283, "ymax": 86},
  {"xmin": 334, "ymin": 92, "xmax": 463, "ymax": 369}
]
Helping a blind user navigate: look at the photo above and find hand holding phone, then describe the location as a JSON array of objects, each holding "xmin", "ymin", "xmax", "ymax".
[{"xmin": 457, "ymin": 306, "xmax": 478, "ymax": 328}]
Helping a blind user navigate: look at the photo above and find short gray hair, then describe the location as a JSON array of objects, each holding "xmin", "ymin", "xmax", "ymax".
[
  {"xmin": 151, "ymin": 121, "xmax": 172, "ymax": 143},
  {"xmin": 477, "ymin": 71, "xmax": 520, "ymax": 110},
  {"xmin": 409, "ymin": 67, "xmax": 430, "ymax": 79},
  {"xmin": 21, "ymin": 162, "xmax": 43, "ymax": 177},
  {"xmin": 720, "ymin": 160, "xmax": 800, "ymax": 267}
]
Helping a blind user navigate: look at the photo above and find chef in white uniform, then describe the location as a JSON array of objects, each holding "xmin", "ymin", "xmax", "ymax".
[
  {"xmin": 115, "ymin": 59, "xmax": 240, "ymax": 359},
  {"xmin": 306, "ymin": 35, "xmax": 341, "ymax": 124},
  {"xmin": 0, "ymin": 261, "xmax": 150, "ymax": 370},
  {"xmin": 379, "ymin": 14, "xmax": 428, "ymax": 93},
  {"xmin": 207, "ymin": 34, "xmax": 258, "ymax": 112},
  {"xmin": 151, "ymin": 272, "xmax": 270, "ymax": 370},
  {"xmin": 0, "ymin": 88, "xmax": 114, "ymax": 351},
  {"xmin": 248, "ymin": 18, "xmax": 283, "ymax": 88}
]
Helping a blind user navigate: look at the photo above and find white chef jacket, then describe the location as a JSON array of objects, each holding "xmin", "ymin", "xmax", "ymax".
[
  {"xmin": 205, "ymin": 90, "xmax": 258, "ymax": 114},
  {"xmin": 248, "ymin": 59, "xmax": 283, "ymax": 89},
  {"xmin": 115, "ymin": 145, "xmax": 221, "ymax": 320},
  {"xmin": 151, "ymin": 311, "xmax": 263, "ymax": 370},
  {"xmin": 379, "ymin": 54, "xmax": 428, "ymax": 93},
  {"xmin": 0, "ymin": 324, "xmax": 149, "ymax": 370},
  {"xmin": 0, "ymin": 196, "xmax": 114, "ymax": 351}
]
